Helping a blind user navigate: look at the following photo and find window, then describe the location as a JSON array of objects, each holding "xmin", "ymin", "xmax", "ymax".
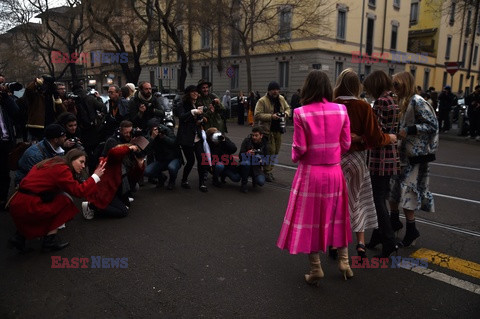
[
  {"xmin": 231, "ymin": 20, "xmax": 240, "ymax": 55},
  {"xmin": 366, "ymin": 18, "xmax": 375, "ymax": 56},
  {"xmin": 177, "ymin": 29, "xmax": 183, "ymax": 60},
  {"xmin": 279, "ymin": 6, "xmax": 292, "ymax": 41},
  {"xmin": 470, "ymin": 76, "xmax": 475, "ymax": 92},
  {"xmin": 477, "ymin": 13, "xmax": 480, "ymax": 34},
  {"xmin": 230, "ymin": 65, "xmax": 239, "ymax": 89},
  {"xmin": 445, "ymin": 36, "xmax": 452, "ymax": 60},
  {"xmin": 474, "ymin": 45, "xmax": 478, "ymax": 66},
  {"xmin": 462, "ymin": 42, "xmax": 467, "ymax": 67},
  {"xmin": 337, "ymin": 9, "xmax": 347, "ymax": 40},
  {"xmin": 368, "ymin": 0, "xmax": 376, "ymax": 8},
  {"xmin": 449, "ymin": 2, "xmax": 456, "ymax": 25},
  {"xmin": 466, "ymin": 10, "xmax": 472, "ymax": 36},
  {"xmin": 459, "ymin": 74, "xmax": 464, "ymax": 93},
  {"xmin": 410, "ymin": 67, "xmax": 416, "ymax": 79},
  {"xmin": 335, "ymin": 62, "xmax": 344, "ymax": 82},
  {"xmin": 149, "ymin": 70, "xmax": 155, "ymax": 86},
  {"xmin": 279, "ymin": 61, "xmax": 289, "ymax": 88},
  {"xmin": 390, "ymin": 24, "xmax": 398, "ymax": 50},
  {"xmin": 442, "ymin": 72, "xmax": 448, "ymax": 88},
  {"xmin": 410, "ymin": 1, "xmax": 419, "ymax": 25},
  {"xmin": 148, "ymin": 39, "xmax": 155, "ymax": 59},
  {"xmin": 201, "ymin": 28, "xmax": 210, "ymax": 49},
  {"xmin": 423, "ymin": 69, "xmax": 430, "ymax": 91},
  {"xmin": 393, "ymin": 0, "xmax": 400, "ymax": 9},
  {"xmin": 201, "ymin": 66, "xmax": 210, "ymax": 82}
]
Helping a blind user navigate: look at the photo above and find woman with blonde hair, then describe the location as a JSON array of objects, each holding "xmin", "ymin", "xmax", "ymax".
[
  {"xmin": 333, "ymin": 68, "xmax": 396, "ymax": 258},
  {"xmin": 390, "ymin": 71, "xmax": 438, "ymax": 247},
  {"xmin": 277, "ymin": 70, "xmax": 353, "ymax": 284}
]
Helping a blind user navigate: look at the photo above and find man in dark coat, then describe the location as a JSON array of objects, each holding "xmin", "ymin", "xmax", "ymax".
[
  {"xmin": 437, "ymin": 85, "xmax": 456, "ymax": 132},
  {"xmin": 128, "ymin": 81, "xmax": 164, "ymax": 133}
]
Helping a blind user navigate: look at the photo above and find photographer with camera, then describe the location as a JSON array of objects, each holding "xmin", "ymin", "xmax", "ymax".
[
  {"xmin": 56, "ymin": 82, "xmax": 77, "ymax": 116},
  {"xmin": 0, "ymin": 76, "xmax": 20, "ymax": 209},
  {"xmin": 128, "ymin": 81, "xmax": 164, "ymax": 134},
  {"xmin": 205, "ymin": 127, "xmax": 240, "ymax": 188},
  {"xmin": 254, "ymin": 81, "xmax": 290, "ymax": 182},
  {"xmin": 238, "ymin": 126, "xmax": 268, "ymax": 193},
  {"xmin": 144, "ymin": 119, "xmax": 182, "ymax": 190},
  {"xmin": 57, "ymin": 112, "xmax": 83, "ymax": 153},
  {"xmin": 23, "ymin": 75, "xmax": 63, "ymax": 141},
  {"xmin": 175, "ymin": 85, "xmax": 209, "ymax": 192},
  {"xmin": 196, "ymin": 79, "xmax": 226, "ymax": 133},
  {"xmin": 98, "ymin": 85, "xmax": 126, "ymax": 141}
]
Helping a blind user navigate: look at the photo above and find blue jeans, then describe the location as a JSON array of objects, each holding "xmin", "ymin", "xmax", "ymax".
[
  {"xmin": 239, "ymin": 161, "xmax": 265, "ymax": 185},
  {"xmin": 214, "ymin": 163, "xmax": 241, "ymax": 182},
  {"xmin": 145, "ymin": 158, "xmax": 181, "ymax": 184}
]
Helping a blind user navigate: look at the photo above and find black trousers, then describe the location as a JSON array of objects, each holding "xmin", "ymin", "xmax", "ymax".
[
  {"xmin": 370, "ymin": 174, "xmax": 396, "ymax": 247},
  {"xmin": 181, "ymin": 141, "xmax": 207, "ymax": 186},
  {"xmin": 0, "ymin": 140, "xmax": 14, "ymax": 202},
  {"xmin": 438, "ymin": 108, "xmax": 450, "ymax": 131},
  {"xmin": 96, "ymin": 195, "xmax": 129, "ymax": 218}
]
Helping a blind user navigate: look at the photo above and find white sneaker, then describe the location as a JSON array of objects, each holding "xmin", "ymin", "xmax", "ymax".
[
  {"xmin": 82, "ymin": 201, "xmax": 94, "ymax": 220},
  {"xmin": 57, "ymin": 223, "xmax": 66, "ymax": 230},
  {"xmin": 128, "ymin": 197, "xmax": 134, "ymax": 203}
]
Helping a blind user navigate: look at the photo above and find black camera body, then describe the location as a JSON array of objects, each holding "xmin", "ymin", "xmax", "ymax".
[
  {"xmin": 65, "ymin": 92, "xmax": 79, "ymax": 100},
  {"xmin": 276, "ymin": 112, "xmax": 286, "ymax": 133},
  {"xmin": 132, "ymin": 128, "xmax": 144, "ymax": 137},
  {"xmin": 1, "ymin": 82, "xmax": 23, "ymax": 92}
]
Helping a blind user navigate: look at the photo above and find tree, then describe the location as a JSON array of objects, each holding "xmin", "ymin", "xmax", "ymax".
[
  {"xmin": 85, "ymin": 0, "xmax": 155, "ymax": 84},
  {"xmin": 222, "ymin": 0, "xmax": 332, "ymax": 93}
]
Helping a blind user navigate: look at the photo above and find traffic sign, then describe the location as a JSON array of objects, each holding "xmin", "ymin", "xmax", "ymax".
[
  {"xmin": 226, "ymin": 66, "xmax": 235, "ymax": 78},
  {"xmin": 445, "ymin": 62, "xmax": 459, "ymax": 76}
]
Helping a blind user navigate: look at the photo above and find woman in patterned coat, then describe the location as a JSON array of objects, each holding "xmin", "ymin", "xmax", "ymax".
[
  {"xmin": 333, "ymin": 69, "xmax": 397, "ymax": 258},
  {"xmin": 389, "ymin": 71, "xmax": 439, "ymax": 247},
  {"xmin": 277, "ymin": 70, "xmax": 353, "ymax": 284}
]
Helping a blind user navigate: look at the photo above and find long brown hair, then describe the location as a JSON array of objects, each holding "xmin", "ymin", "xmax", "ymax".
[
  {"xmin": 300, "ymin": 70, "xmax": 333, "ymax": 105},
  {"xmin": 363, "ymin": 70, "xmax": 393, "ymax": 99},
  {"xmin": 36, "ymin": 149, "xmax": 87, "ymax": 180},
  {"xmin": 333, "ymin": 68, "xmax": 362, "ymax": 98},
  {"xmin": 392, "ymin": 71, "xmax": 416, "ymax": 114}
]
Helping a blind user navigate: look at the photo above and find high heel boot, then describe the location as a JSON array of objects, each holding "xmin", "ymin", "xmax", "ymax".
[
  {"xmin": 337, "ymin": 247, "xmax": 354, "ymax": 280},
  {"xmin": 390, "ymin": 211, "xmax": 403, "ymax": 234},
  {"xmin": 42, "ymin": 234, "xmax": 69, "ymax": 252},
  {"xmin": 305, "ymin": 253, "xmax": 324, "ymax": 285},
  {"xmin": 401, "ymin": 219, "xmax": 420, "ymax": 247},
  {"xmin": 366, "ymin": 228, "xmax": 382, "ymax": 249}
]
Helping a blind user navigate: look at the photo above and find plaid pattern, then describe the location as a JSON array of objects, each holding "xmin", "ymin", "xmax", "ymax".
[{"xmin": 367, "ymin": 91, "xmax": 401, "ymax": 176}]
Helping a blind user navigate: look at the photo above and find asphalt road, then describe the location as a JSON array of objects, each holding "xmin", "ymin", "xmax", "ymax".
[{"xmin": 1, "ymin": 123, "xmax": 479, "ymax": 318}]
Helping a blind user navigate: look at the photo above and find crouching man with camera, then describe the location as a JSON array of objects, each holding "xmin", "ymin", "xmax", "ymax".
[
  {"xmin": 238, "ymin": 126, "xmax": 269, "ymax": 193},
  {"xmin": 205, "ymin": 127, "xmax": 240, "ymax": 187},
  {"xmin": 144, "ymin": 119, "xmax": 182, "ymax": 190}
]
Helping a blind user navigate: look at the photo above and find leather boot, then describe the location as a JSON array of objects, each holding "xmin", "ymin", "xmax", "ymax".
[
  {"xmin": 305, "ymin": 253, "xmax": 324, "ymax": 285},
  {"xmin": 42, "ymin": 234, "xmax": 69, "ymax": 252},
  {"xmin": 337, "ymin": 247, "xmax": 354, "ymax": 280},
  {"xmin": 366, "ymin": 228, "xmax": 382, "ymax": 249},
  {"xmin": 401, "ymin": 220, "xmax": 420, "ymax": 247},
  {"xmin": 390, "ymin": 211, "xmax": 403, "ymax": 233}
]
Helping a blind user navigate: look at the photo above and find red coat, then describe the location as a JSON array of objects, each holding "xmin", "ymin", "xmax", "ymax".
[
  {"xmin": 86, "ymin": 145, "xmax": 144, "ymax": 210},
  {"xmin": 9, "ymin": 159, "xmax": 97, "ymax": 239}
]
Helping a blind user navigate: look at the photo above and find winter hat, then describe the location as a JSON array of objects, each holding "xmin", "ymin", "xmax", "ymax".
[
  {"xmin": 267, "ymin": 81, "xmax": 280, "ymax": 91},
  {"xmin": 45, "ymin": 124, "xmax": 66, "ymax": 139},
  {"xmin": 126, "ymin": 83, "xmax": 136, "ymax": 93},
  {"xmin": 184, "ymin": 85, "xmax": 198, "ymax": 94}
]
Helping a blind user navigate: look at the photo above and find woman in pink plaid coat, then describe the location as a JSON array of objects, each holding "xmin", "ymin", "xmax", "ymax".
[{"xmin": 277, "ymin": 70, "xmax": 353, "ymax": 284}]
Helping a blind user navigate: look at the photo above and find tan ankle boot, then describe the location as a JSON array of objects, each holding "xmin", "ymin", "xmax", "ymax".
[
  {"xmin": 305, "ymin": 253, "xmax": 324, "ymax": 285},
  {"xmin": 337, "ymin": 247, "xmax": 354, "ymax": 280}
]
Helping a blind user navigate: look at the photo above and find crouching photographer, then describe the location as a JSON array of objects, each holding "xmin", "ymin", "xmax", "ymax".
[
  {"xmin": 57, "ymin": 112, "xmax": 84, "ymax": 153},
  {"xmin": 238, "ymin": 126, "xmax": 269, "ymax": 193},
  {"xmin": 144, "ymin": 119, "xmax": 182, "ymax": 190},
  {"xmin": 205, "ymin": 127, "xmax": 240, "ymax": 187}
]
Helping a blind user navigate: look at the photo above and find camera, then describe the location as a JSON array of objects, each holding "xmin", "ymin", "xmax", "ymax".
[
  {"xmin": 132, "ymin": 128, "xmax": 143, "ymax": 137},
  {"xmin": 212, "ymin": 132, "xmax": 225, "ymax": 143},
  {"xmin": 65, "ymin": 92, "xmax": 79, "ymax": 100},
  {"xmin": 0, "ymin": 82, "xmax": 23, "ymax": 92},
  {"xmin": 163, "ymin": 110, "xmax": 174, "ymax": 128},
  {"xmin": 69, "ymin": 137, "xmax": 80, "ymax": 143},
  {"xmin": 277, "ymin": 112, "xmax": 286, "ymax": 133},
  {"xmin": 157, "ymin": 125, "xmax": 170, "ymax": 135}
]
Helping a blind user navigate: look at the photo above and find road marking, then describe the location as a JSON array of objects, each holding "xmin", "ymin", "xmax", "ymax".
[
  {"xmin": 399, "ymin": 261, "xmax": 480, "ymax": 295},
  {"xmin": 410, "ymin": 217, "xmax": 480, "ymax": 238},
  {"xmin": 430, "ymin": 163, "xmax": 480, "ymax": 171},
  {"xmin": 410, "ymin": 248, "xmax": 480, "ymax": 279}
]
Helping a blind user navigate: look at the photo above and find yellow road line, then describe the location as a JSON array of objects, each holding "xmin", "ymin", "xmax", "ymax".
[{"xmin": 411, "ymin": 248, "xmax": 480, "ymax": 279}]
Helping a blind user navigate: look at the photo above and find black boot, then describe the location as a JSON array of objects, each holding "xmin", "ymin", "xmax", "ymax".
[
  {"xmin": 8, "ymin": 232, "xmax": 27, "ymax": 252},
  {"xmin": 401, "ymin": 220, "xmax": 420, "ymax": 247},
  {"xmin": 366, "ymin": 228, "xmax": 382, "ymax": 249},
  {"xmin": 42, "ymin": 234, "xmax": 69, "ymax": 252},
  {"xmin": 375, "ymin": 241, "xmax": 399, "ymax": 258},
  {"xmin": 390, "ymin": 211, "xmax": 403, "ymax": 232}
]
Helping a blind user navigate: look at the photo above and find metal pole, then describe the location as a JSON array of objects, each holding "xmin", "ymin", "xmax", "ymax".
[
  {"xmin": 358, "ymin": 0, "xmax": 366, "ymax": 76},
  {"xmin": 157, "ymin": 10, "xmax": 163, "ymax": 92}
]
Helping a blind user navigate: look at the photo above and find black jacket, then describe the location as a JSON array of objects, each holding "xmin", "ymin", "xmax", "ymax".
[
  {"xmin": 208, "ymin": 136, "xmax": 237, "ymax": 168},
  {"xmin": 146, "ymin": 125, "xmax": 182, "ymax": 163},
  {"xmin": 128, "ymin": 91, "xmax": 164, "ymax": 132},
  {"xmin": 175, "ymin": 100, "xmax": 202, "ymax": 147},
  {"xmin": 0, "ymin": 93, "xmax": 20, "ymax": 143}
]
